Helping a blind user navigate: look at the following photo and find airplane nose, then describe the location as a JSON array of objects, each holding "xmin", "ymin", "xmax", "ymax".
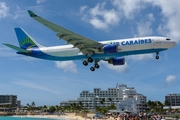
[
  {"xmin": 172, "ymin": 41, "xmax": 177, "ymax": 47},
  {"xmin": 169, "ymin": 41, "xmax": 177, "ymax": 48}
]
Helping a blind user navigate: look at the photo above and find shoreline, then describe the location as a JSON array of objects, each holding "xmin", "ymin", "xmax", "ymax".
[{"xmin": 11, "ymin": 114, "xmax": 86, "ymax": 120}]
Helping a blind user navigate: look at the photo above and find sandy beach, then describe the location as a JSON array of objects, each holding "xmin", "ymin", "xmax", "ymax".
[{"xmin": 12, "ymin": 113, "xmax": 90, "ymax": 120}]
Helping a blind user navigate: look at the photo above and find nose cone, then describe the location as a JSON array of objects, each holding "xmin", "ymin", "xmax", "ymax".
[
  {"xmin": 167, "ymin": 41, "xmax": 177, "ymax": 49},
  {"xmin": 171, "ymin": 41, "xmax": 177, "ymax": 48}
]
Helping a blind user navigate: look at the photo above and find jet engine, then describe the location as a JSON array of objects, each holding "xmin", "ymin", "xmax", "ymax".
[
  {"xmin": 102, "ymin": 44, "xmax": 118, "ymax": 54},
  {"xmin": 108, "ymin": 57, "xmax": 125, "ymax": 65}
]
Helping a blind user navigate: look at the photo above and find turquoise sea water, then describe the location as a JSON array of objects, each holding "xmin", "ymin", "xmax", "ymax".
[{"xmin": 0, "ymin": 116, "xmax": 66, "ymax": 120}]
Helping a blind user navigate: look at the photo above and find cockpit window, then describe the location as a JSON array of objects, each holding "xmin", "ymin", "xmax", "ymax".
[{"xmin": 166, "ymin": 38, "xmax": 170, "ymax": 40}]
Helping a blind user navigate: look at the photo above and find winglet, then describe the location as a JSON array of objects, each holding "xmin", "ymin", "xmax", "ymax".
[{"xmin": 28, "ymin": 10, "xmax": 38, "ymax": 17}]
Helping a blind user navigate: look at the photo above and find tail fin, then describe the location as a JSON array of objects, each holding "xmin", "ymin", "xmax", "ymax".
[{"xmin": 14, "ymin": 27, "xmax": 44, "ymax": 49}]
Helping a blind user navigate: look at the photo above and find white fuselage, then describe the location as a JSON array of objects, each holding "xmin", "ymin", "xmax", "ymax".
[{"xmin": 28, "ymin": 36, "xmax": 176, "ymax": 61}]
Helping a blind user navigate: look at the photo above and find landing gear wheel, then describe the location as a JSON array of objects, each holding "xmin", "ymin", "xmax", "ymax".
[
  {"xmin": 94, "ymin": 64, "xmax": 100, "ymax": 69},
  {"xmin": 156, "ymin": 56, "xmax": 159, "ymax": 60},
  {"xmin": 90, "ymin": 67, "xmax": 95, "ymax": 71},
  {"xmin": 88, "ymin": 57, "xmax": 93, "ymax": 63},
  {"xmin": 83, "ymin": 61, "xmax": 88, "ymax": 66},
  {"xmin": 155, "ymin": 52, "xmax": 159, "ymax": 60}
]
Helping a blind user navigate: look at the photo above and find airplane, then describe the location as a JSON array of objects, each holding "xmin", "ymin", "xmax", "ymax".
[{"xmin": 3, "ymin": 10, "xmax": 177, "ymax": 71}]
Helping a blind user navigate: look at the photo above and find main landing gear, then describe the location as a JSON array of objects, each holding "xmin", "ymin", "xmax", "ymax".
[
  {"xmin": 90, "ymin": 63, "xmax": 100, "ymax": 71},
  {"xmin": 82, "ymin": 57, "xmax": 100, "ymax": 71},
  {"xmin": 155, "ymin": 52, "xmax": 159, "ymax": 60}
]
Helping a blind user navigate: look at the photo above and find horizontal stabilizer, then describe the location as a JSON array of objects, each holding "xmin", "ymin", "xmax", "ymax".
[{"xmin": 3, "ymin": 43, "xmax": 30, "ymax": 53}]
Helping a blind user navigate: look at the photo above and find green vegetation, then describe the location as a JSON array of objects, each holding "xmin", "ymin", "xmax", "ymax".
[
  {"xmin": 146, "ymin": 100, "xmax": 165, "ymax": 113},
  {"xmin": 49, "ymin": 106, "xmax": 56, "ymax": 113}
]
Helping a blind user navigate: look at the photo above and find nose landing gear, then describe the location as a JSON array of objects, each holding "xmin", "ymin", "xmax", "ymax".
[{"xmin": 156, "ymin": 52, "xmax": 159, "ymax": 60}]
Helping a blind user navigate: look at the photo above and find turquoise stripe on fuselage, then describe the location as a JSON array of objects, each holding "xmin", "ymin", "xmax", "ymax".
[{"xmin": 18, "ymin": 48, "xmax": 167, "ymax": 61}]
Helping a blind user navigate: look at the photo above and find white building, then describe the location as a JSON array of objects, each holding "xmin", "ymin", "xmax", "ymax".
[
  {"xmin": 116, "ymin": 85, "xmax": 146, "ymax": 113},
  {"xmin": 60, "ymin": 84, "xmax": 146, "ymax": 113}
]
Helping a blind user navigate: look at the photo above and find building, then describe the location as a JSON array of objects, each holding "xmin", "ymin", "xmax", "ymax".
[
  {"xmin": 0, "ymin": 95, "xmax": 17, "ymax": 107},
  {"xmin": 116, "ymin": 85, "xmax": 146, "ymax": 113},
  {"xmin": 17, "ymin": 100, "xmax": 21, "ymax": 108},
  {"xmin": 60, "ymin": 84, "xmax": 146, "ymax": 113},
  {"xmin": 165, "ymin": 94, "xmax": 180, "ymax": 106},
  {"xmin": 163, "ymin": 94, "xmax": 180, "ymax": 111}
]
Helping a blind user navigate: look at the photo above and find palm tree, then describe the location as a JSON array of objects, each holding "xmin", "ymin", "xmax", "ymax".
[
  {"xmin": 64, "ymin": 104, "xmax": 71, "ymax": 112},
  {"xmin": 146, "ymin": 100, "xmax": 152, "ymax": 111},
  {"xmin": 8, "ymin": 104, "xmax": 13, "ymax": 112},
  {"xmin": 70, "ymin": 103, "xmax": 77, "ymax": 112},
  {"xmin": 108, "ymin": 103, "xmax": 116, "ymax": 110},
  {"xmin": 85, "ymin": 103, "xmax": 89, "ymax": 110},
  {"xmin": 55, "ymin": 105, "xmax": 60, "ymax": 112},
  {"xmin": 146, "ymin": 100, "xmax": 164, "ymax": 112},
  {"xmin": 100, "ymin": 98, "xmax": 105, "ymax": 108},
  {"xmin": 58, "ymin": 106, "xmax": 64, "ymax": 112},
  {"xmin": 27, "ymin": 103, "xmax": 30, "ymax": 107},
  {"xmin": 79, "ymin": 101, "xmax": 83, "ymax": 111},
  {"xmin": 26, "ymin": 103, "xmax": 31, "ymax": 112},
  {"xmin": 108, "ymin": 98, "xmax": 112, "ymax": 107},
  {"xmin": 32, "ymin": 101, "xmax": 35, "ymax": 107},
  {"xmin": 165, "ymin": 100, "xmax": 170, "ymax": 106},
  {"xmin": 154, "ymin": 101, "xmax": 164, "ymax": 112},
  {"xmin": 43, "ymin": 105, "xmax": 47, "ymax": 112},
  {"xmin": 31, "ymin": 101, "xmax": 35, "ymax": 112},
  {"xmin": 108, "ymin": 98, "xmax": 112, "ymax": 103}
]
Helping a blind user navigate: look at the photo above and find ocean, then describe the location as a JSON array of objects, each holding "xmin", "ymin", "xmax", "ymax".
[{"xmin": 0, "ymin": 116, "xmax": 66, "ymax": 120}]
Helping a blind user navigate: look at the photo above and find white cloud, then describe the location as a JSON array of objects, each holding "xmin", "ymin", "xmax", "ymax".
[
  {"xmin": 146, "ymin": 0, "xmax": 180, "ymax": 42},
  {"xmin": 80, "ymin": 6, "xmax": 88, "ymax": 14},
  {"xmin": 79, "ymin": 0, "xmax": 180, "ymax": 42},
  {"xmin": 157, "ymin": 24, "xmax": 167, "ymax": 35},
  {"xmin": 14, "ymin": 81, "xmax": 58, "ymax": 94},
  {"xmin": 36, "ymin": 0, "xmax": 46, "ymax": 4},
  {"xmin": 79, "ymin": 0, "xmax": 148, "ymax": 30},
  {"xmin": 55, "ymin": 61, "xmax": 77, "ymax": 73},
  {"xmin": 166, "ymin": 75, "xmax": 177, "ymax": 83},
  {"xmin": 80, "ymin": 2, "xmax": 120, "ymax": 30},
  {"xmin": 136, "ymin": 21, "xmax": 152, "ymax": 37},
  {"xmin": 147, "ymin": 13, "xmax": 155, "ymax": 22},
  {"xmin": 101, "ymin": 61, "xmax": 128, "ymax": 73},
  {"xmin": 127, "ymin": 54, "xmax": 154, "ymax": 61},
  {"xmin": 134, "ymin": 13, "xmax": 154, "ymax": 37},
  {"xmin": 112, "ymin": 0, "xmax": 144, "ymax": 19},
  {"xmin": 0, "ymin": 2, "xmax": 9, "ymax": 19},
  {"xmin": 90, "ymin": 18, "xmax": 107, "ymax": 30}
]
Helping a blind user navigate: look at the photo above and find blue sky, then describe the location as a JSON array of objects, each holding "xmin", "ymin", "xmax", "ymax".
[{"xmin": 0, "ymin": 0, "xmax": 180, "ymax": 106}]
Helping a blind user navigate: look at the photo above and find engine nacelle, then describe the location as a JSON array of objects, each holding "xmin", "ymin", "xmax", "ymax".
[
  {"xmin": 108, "ymin": 57, "xmax": 125, "ymax": 66},
  {"xmin": 102, "ymin": 44, "xmax": 118, "ymax": 54}
]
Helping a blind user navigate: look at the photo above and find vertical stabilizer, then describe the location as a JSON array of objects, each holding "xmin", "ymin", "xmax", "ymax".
[{"xmin": 14, "ymin": 27, "xmax": 43, "ymax": 49}]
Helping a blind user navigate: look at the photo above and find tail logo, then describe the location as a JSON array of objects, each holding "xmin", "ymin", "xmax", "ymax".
[{"xmin": 20, "ymin": 36, "xmax": 37, "ymax": 49}]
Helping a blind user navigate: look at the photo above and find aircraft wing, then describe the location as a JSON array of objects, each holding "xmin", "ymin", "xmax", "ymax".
[{"xmin": 28, "ymin": 10, "xmax": 102, "ymax": 56}]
